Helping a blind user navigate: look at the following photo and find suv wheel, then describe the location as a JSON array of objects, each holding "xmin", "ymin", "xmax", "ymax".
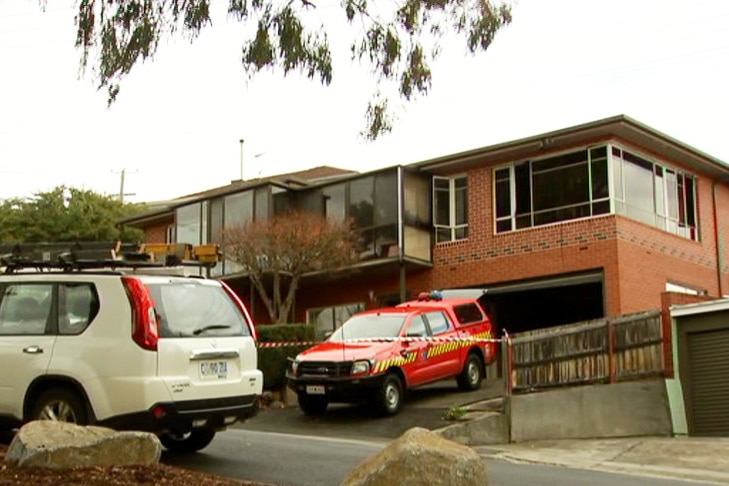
[
  {"xmin": 456, "ymin": 352, "xmax": 484, "ymax": 391},
  {"xmin": 159, "ymin": 428, "xmax": 216, "ymax": 453},
  {"xmin": 374, "ymin": 373, "xmax": 403, "ymax": 416},
  {"xmin": 297, "ymin": 393, "xmax": 328, "ymax": 416},
  {"xmin": 31, "ymin": 388, "xmax": 88, "ymax": 425}
]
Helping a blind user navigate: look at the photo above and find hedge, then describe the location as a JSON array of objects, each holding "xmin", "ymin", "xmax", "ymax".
[{"xmin": 256, "ymin": 323, "xmax": 318, "ymax": 390}]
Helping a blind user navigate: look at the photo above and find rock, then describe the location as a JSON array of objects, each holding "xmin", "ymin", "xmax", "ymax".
[
  {"xmin": 341, "ymin": 427, "xmax": 488, "ymax": 486},
  {"xmin": 5, "ymin": 421, "xmax": 162, "ymax": 469}
]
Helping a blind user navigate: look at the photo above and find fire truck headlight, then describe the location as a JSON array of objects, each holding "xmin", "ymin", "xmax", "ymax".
[{"xmin": 351, "ymin": 360, "xmax": 371, "ymax": 375}]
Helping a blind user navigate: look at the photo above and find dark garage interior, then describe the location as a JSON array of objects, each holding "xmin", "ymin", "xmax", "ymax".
[{"xmin": 481, "ymin": 281, "xmax": 604, "ymax": 335}]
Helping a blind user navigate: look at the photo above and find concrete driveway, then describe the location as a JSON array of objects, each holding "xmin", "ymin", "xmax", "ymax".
[{"xmin": 240, "ymin": 378, "xmax": 505, "ymax": 441}]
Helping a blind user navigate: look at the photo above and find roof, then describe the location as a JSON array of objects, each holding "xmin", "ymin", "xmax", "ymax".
[
  {"xmin": 119, "ymin": 165, "xmax": 357, "ymax": 226},
  {"xmin": 411, "ymin": 115, "xmax": 729, "ymax": 182}
]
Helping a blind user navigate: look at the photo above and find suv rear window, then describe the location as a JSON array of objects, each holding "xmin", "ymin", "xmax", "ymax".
[{"xmin": 146, "ymin": 281, "xmax": 251, "ymax": 338}]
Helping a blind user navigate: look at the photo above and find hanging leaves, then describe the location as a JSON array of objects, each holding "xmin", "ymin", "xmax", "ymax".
[{"xmin": 73, "ymin": 0, "xmax": 512, "ymax": 139}]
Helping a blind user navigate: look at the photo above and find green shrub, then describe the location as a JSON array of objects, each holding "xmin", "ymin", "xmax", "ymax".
[{"xmin": 256, "ymin": 323, "xmax": 318, "ymax": 390}]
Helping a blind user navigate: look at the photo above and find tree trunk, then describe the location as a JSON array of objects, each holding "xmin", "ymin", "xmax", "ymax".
[{"xmin": 277, "ymin": 276, "xmax": 300, "ymax": 324}]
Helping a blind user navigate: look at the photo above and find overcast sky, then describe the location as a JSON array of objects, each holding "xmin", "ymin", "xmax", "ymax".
[{"xmin": 1, "ymin": 0, "xmax": 728, "ymax": 203}]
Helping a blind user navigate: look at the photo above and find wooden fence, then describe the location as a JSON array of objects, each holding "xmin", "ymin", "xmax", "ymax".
[{"xmin": 506, "ymin": 310, "xmax": 665, "ymax": 392}]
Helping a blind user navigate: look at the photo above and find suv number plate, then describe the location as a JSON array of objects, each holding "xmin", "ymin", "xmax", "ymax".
[
  {"xmin": 305, "ymin": 385, "xmax": 325, "ymax": 395},
  {"xmin": 200, "ymin": 360, "xmax": 228, "ymax": 379}
]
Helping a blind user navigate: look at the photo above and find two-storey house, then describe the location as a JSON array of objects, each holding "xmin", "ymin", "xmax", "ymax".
[{"xmin": 120, "ymin": 115, "xmax": 729, "ymax": 340}]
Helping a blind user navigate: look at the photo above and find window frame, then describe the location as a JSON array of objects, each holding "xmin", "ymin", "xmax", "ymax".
[
  {"xmin": 493, "ymin": 144, "xmax": 699, "ymax": 241},
  {"xmin": 433, "ymin": 174, "xmax": 469, "ymax": 243},
  {"xmin": 494, "ymin": 146, "xmax": 609, "ymax": 233}
]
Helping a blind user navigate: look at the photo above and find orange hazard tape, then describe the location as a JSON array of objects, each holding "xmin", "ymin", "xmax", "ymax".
[{"xmin": 256, "ymin": 336, "xmax": 504, "ymax": 348}]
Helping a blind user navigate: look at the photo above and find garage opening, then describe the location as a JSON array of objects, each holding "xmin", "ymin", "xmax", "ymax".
[{"xmin": 479, "ymin": 271, "xmax": 605, "ymax": 335}]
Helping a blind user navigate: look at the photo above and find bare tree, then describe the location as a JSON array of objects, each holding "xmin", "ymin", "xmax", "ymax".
[{"xmin": 220, "ymin": 211, "xmax": 360, "ymax": 323}]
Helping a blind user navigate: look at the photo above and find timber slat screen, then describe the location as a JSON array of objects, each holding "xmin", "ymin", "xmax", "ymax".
[{"xmin": 510, "ymin": 310, "xmax": 664, "ymax": 391}]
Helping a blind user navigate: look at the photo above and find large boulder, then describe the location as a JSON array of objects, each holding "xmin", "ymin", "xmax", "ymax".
[
  {"xmin": 341, "ymin": 427, "xmax": 488, "ymax": 486},
  {"xmin": 5, "ymin": 421, "xmax": 162, "ymax": 469}
]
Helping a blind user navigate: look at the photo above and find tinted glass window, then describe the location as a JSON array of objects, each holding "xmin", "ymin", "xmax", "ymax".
[
  {"xmin": 146, "ymin": 281, "xmax": 250, "ymax": 338},
  {"xmin": 59, "ymin": 283, "xmax": 99, "ymax": 335},
  {"xmin": 0, "ymin": 283, "xmax": 53, "ymax": 335},
  {"xmin": 453, "ymin": 304, "xmax": 484, "ymax": 324}
]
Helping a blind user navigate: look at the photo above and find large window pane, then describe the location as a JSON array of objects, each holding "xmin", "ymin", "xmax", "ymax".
[
  {"xmin": 404, "ymin": 171, "xmax": 430, "ymax": 226},
  {"xmin": 176, "ymin": 203, "xmax": 201, "ymax": 245},
  {"xmin": 622, "ymin": 156, "xmax": 655, "ymax": 226},
  {"xmin": 532, "ymin": 163, "xmax": 589, "ymax": 211},
  {"xmin": 350, "ymin": 177, "xmax": 374, "ymax": 228},
  {"xmin": 433, "ymin": 178, "xmax": 450, "ymax": 226},
  {"xmin": 455, "ymin": 177, "xmax": 468, "ymax": 226},
  {"xmin": 514, "ymin": 163, "xmax": 531, "ymax": 219},
  {"xmin": 324, "ymin": 184, "xmax": 346, "ymax": 222},
  {"xmin": 591, "ymin": 148, "xmax": 609, "ymax": 200},
  {"xmin": 375, "ymin": 172, "xmax": 398, "ymax": 225},
  {"xmin": 224, "ymin": 191, "xmax": 253, "ymax": 228},
  {"xmin": 273, "ymin": 187, "xmax": 293, "ymax": 216},
  {"xmin": 495, "ymin": 168, "xmax": 511, "ymax": 219},
  {"xmin": 255, "ymin": 187, "xmax": 269, "ymax": 221},
  {"xmin": 433, "ymin": 175, "xmax": 468, "ymax": 243}
]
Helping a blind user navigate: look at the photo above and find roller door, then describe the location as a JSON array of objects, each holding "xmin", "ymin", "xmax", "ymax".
[{"xmin": 685, "ymin": 328, "xmax": 729, "ymax": 436}]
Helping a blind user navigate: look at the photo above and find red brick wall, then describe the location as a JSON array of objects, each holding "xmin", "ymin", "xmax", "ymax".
[
  {"xmin": 714, "ymin": 182, "xmax": 729, "ymax": 296},
  {"xmin": 144, "ymin": 223, "xmax": 170, "ymax": 244},
  {"xmin": 660, "ymin": 291, "xmax": 720, "ymax": 377},
  {"xmin": 615, "ymin": 215, "xmax": 719, "ymax": 315},
  {"xmin": 291, "ymin": 153, "xmax": 728, "ymax": 324},
  {"xmin": 430, "ymin": 166, "xmax": 622, "ymax": 314}
]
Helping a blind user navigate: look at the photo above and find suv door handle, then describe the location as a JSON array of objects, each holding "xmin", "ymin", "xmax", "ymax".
[{"xmin": 23, "ymin": 345, "xmax": 43, "ymax": 354}]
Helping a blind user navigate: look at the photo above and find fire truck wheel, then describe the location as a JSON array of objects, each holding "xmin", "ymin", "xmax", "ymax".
[
  {"xmin": 297, "ymin": 393, "xmax": 328, "ymax": 416},
  {"xmin": 374, "ymin": 373, "xmax": 403, "ymax": 416},
  {"xmin": 457, "ymin": 352, "xmax": 484, "ymax": 391}
]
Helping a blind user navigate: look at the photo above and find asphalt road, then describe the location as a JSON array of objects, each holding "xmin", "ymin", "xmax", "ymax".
[
  {"xmin": 238, "ymin": 377, "xmax": 505, "ymax": 441},
  {"xmin": 165, "ymin": 429, "xmax": 716, "ymax": 486}
]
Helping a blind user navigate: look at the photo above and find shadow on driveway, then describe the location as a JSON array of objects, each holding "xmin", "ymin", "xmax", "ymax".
[{"xmin": 239, "ymin": 378, "xmax": 504, "ymax": 441}]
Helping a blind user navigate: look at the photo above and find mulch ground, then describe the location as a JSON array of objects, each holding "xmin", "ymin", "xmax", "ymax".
[{"xmin": 0, "ymin": 444, "xmax": 278, "ymax": 486}]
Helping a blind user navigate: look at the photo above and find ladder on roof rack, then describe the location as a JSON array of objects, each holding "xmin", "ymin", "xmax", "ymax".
[{"xmin": 0, "ymin": 241, "xmax": 221, "ymax": 273}]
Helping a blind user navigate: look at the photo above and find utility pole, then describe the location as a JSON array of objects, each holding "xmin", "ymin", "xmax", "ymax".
[
  {"xmin": 239, "ymin": 139, "xmax": 245, "ymax": 181},
  {"xmin": 113, "ymin": 169, "xmax": 136, "ymax": 202}
]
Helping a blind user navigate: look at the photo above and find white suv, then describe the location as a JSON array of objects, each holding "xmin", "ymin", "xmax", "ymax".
[{"xmin": 0, "ymin": 242, "xmax": 263, "ymax": 453}]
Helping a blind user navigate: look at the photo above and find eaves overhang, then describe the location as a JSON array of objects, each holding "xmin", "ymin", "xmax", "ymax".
[{"xmin": 411, "ymin": 115, "xmax": 729, "ymax": 183}]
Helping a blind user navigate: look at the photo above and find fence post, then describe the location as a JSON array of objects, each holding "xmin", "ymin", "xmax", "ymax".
[
  {"xmin": 501, "ymin": 329, "xmax": 513, "ymax": 396},
  {"xmin": 607, "ymin": 318, "xmax": 617, "ymax": 383}
]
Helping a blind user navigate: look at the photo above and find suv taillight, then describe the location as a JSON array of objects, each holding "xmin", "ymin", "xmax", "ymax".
[
  {"xmin": 220, "ymin": 280, "xmax": 257, "ymax": 341},
  {"xmin": 122, "ymin": 276, "xmax": 159, "ymax": 351}
]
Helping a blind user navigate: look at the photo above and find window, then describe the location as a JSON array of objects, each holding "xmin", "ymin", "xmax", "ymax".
[
  {"xmin": 146, "ymin": 281, "xmax": 251, "ymax": 338},
  {"xmin": 434, "ymin": 175, "xmax": 468, "ymax": 243},
  {"xmin": 613, "ymin": 147, "xmax": 698, "ymax": 240},
  {"xmin": 176, "ymin": 203, "xmax": 202, "ymax": 246},
  {"xmin": 453, "ymin": 303, "xmax": 485, "ymax": 324},
  {"xmin": 59, "ymin": 283, "xmax": 99, "ymax": 335},
  {"xmin": 307, "ymin": 303, "xmax": 364, "ymax": 341},
  {"xmin": 424, "ymin": 311, "xmax": 451, "ymax": 335},
  {"xmin": 495, "ymin": 147, "xmax": 609, "ymax": 232},
  {"xmin": 493, "ymin": 145, "xmax": 697, "ymax": 240},
  {"xmin": 406, "ymin": 315, "xmax": 429, "ymax": 337},
  {"xmin": 0, "ymin": 284, "xmax": 53, "ymax": 335}
]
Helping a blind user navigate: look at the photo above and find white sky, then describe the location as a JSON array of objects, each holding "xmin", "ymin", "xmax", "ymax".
[{"xmin": 1, "ymin": 0, "xmax": 728, "ymax": 203}]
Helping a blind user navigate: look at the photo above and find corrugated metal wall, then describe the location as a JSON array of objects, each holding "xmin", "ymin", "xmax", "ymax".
[{"xmin": 685, "ymin": 327, "xmax": 729, "ymax": 436}]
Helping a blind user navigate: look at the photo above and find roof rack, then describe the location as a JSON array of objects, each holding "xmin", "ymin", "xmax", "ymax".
[{"xmin": 0, "ymin": 241, "xmax": 221, "ymax": 273}]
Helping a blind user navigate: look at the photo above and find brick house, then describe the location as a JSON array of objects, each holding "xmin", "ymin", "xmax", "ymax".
[{"xmin": 119, "ymin": 115, "xmax": 729, "ymax": 339}]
